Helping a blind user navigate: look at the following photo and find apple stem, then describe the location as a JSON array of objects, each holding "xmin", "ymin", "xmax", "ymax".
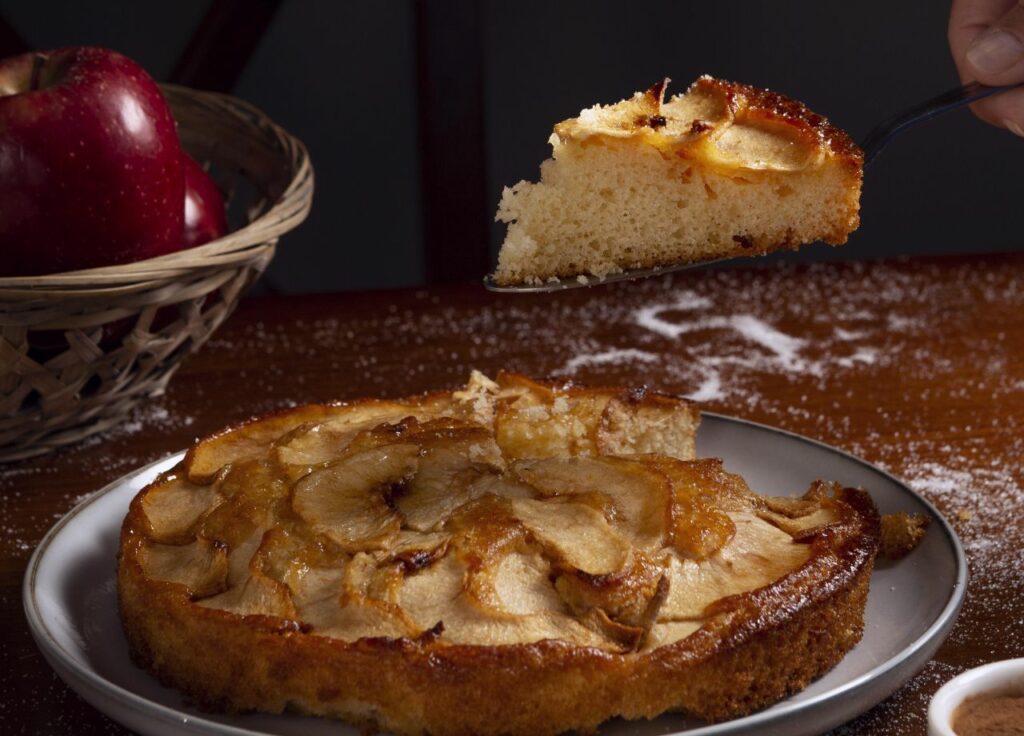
[{"xmin": 29, "ymin": 53, "xmax": 45, "ymax": 91}]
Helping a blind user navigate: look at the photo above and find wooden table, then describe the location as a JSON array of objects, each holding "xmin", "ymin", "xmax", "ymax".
[{"xmin": 3, "ymin": 253, "xmax": 1022, "ymax": 735}]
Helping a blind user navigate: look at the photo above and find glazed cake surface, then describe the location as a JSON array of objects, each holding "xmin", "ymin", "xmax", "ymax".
[
  {"xmin": 118, "ymin": 372, "xmax": 880, "ymax": 735},
  {"xmin": 494, "ymin": 76, "xmax": 863, "ymax": 285}
]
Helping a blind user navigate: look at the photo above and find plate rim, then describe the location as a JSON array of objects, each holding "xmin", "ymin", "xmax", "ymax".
[
  {"xmin": 23, "ymin": 413, "xmax": 969, "ymax": 736},
  {"xmin": 23, "ymin": 451, "xmax": 277, "ymax": 736},
  {"xmin": 691, "ymin": 412, "xmax": 969, "ymax": 732}
]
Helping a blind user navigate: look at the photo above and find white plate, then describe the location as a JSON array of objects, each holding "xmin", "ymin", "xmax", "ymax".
[{"xmin": 24, "ymin": 413, "xmax": 967, "ymax": 736}]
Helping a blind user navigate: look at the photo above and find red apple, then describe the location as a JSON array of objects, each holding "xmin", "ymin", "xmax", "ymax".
[
  {"xmin": 0, "ymin": 47, "xmax": 185, "ymax": 276},
  {"xmin": 97, "ymin": 157, "xmax": 229, "ymax": 345},
  {"xmin": 183, "ymin": 154, "xmax": 227, "ymax": 247}
]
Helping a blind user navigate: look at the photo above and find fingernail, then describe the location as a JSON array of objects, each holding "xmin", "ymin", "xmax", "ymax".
[
  {"xmin": 967, "ymin": 29, "xmax": 1024, "ymax": 75},
  {"xmin": 1004, "ymin": 118, "xmax": 1024, "ymax": 137}
]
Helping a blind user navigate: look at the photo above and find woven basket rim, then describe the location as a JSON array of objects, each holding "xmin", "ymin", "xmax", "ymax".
[{"xmin": 0, "ymin": 84, "xmax": 312, "ymax": 293}]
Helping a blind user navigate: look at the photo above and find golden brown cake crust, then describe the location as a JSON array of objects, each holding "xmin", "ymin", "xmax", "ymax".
[
  {"xmin": 119, "ymin": 488, "xmax": 877, "ymax": 734},
  {"xmin": 117, "ymin": 375, "xmax": 880, "ymax": 735}
]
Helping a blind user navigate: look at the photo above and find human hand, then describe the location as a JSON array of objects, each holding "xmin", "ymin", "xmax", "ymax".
[{"xmin": 950, "ymin": 0, "xmax": 1024, "ymax": 135}]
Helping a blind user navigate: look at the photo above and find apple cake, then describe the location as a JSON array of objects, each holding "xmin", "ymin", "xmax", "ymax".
[
  {"xmin": 493, "ymin": 76, "xmax": 863, "ymax": 285},
  {"xmin": 118, "ymin": 372, "xmax": 881, "ymax": 735}
]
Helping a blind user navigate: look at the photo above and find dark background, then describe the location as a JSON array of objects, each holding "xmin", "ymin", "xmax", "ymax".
[{"xmin": 2, "ymin": 0, "xmax": 1022, "ymax": 293}]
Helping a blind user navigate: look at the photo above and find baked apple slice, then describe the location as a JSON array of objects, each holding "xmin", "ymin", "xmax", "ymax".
[
  {"xmin": 291, "ymin": 443, "xmax": 419, "ymax": 551},
  {"xmin": 136, "ymin": 537, "xmax": 228, "ymax": 598},
  {"xmin": 512, "ymin": 456, "xmax": 671, "ymax": 549},
  {"xmin": 509, "ymin": 496, "xmax": 631, "ymax": 576},
  {"xmin": 184, "ymin": 404, "xmax": 345, "ymax": 483},
  {"xmin": 136, "ymin": 472, "xmax": 222, "ymax": 544},
  {"xmin": 395, "ymin": 429, "xmax": 500, "ymax": 532},
  {"xmin": 197, "ymin": 566, "xmax": 297, "ymax": 619},
  {"xmin": 185, "ymin": 399, "xmax": 449, "ymax": 483}
]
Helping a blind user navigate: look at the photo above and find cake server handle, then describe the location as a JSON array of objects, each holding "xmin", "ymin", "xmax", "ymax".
[{"xmin": 860, "ymin": 80, "xmax": 1024, "ymax": 166}]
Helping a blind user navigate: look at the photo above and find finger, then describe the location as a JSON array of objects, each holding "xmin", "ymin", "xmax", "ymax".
[
  {"xmin": 962, "ymin": 1, "xmax": 1024, "ymax": 84},
  {"xmin": 949, "ymin": 0, "xmax": 1017, "ymax": 81},
  {"xmin": 969, "ymin": 87, "xmax": 1024, "ymax": 134}
]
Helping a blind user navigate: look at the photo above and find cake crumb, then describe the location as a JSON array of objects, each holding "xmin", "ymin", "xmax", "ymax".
[{"xmin": 880, "ymin": 513, "xmax": 930, "ymax": 560}]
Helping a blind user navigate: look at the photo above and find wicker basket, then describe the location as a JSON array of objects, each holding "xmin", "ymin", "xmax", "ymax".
[{"xmin": 0, "ymin": 84, "xmax": 313, "ymax": 462}]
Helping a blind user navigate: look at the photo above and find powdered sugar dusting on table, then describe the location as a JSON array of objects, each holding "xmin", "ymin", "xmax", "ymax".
[
  {"xmin": 0, "ymin": 401, "xmax": 195, "ymax": 558},
  {"xmin": 561, "ymin": 348, "xmax": 658, "ymax": 373}
]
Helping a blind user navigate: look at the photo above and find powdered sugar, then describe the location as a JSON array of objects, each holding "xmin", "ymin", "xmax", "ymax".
[
  {"xmin": 0, "ymin": 399, "xmax": 196, "ymax": 561},
  {"xmin": 831, "ymin": 659, "xmax": 965, "ymax": 734},
  {"xmin": 561, "ymin": 348, "xmax": 658, "ymax": 373},
  {"xmin": 903, "ymin": 461, "xmax": 973, "ymax": 498},
  {"xmin": 834, "ymin": 347, "xmax": 878, "ymax": 368},
  {"xmin": 683, "ymin": 372, "xmax": 724, "ymax": 403},
  {"xmin": 636, "ymin": 298, "xmax": 809, "ymax": 370},
  {"xmin": 896, "ymin": 449, "xmax": 1024, "ymax": 606}
]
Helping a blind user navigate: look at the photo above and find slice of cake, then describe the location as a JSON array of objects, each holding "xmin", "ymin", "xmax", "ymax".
[{"xmin": 493, "ymin": 76, "xmax": 863, "ymax": 285}]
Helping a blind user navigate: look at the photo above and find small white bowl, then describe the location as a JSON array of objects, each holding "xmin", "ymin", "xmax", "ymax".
[{"xmin": 928, "ymin": 658, "xmax": 1024, "ymax": 735}]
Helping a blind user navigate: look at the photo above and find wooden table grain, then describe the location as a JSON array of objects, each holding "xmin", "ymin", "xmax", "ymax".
[{"xmin": 3, "ymin": 253, "xmax": 1022, "ymax": 735}]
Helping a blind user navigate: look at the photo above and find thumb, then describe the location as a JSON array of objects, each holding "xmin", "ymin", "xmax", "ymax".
[{"xmin": 965, "ymin": 3, "xmax": 1024, "ymax": 83}]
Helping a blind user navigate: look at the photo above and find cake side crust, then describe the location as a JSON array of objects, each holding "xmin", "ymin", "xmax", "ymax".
[{"xmin": 118, "ymin": 484, "xmax": 879, "ymax": 736}]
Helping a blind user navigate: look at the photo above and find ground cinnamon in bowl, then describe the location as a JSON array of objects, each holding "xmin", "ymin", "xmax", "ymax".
[{"xmin": 952, "ymin": 691, "xmax": 1024, "ymax": 736}]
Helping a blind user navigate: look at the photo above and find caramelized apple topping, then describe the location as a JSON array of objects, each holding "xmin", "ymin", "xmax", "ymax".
[
  {"xmin": 510, "ymin": 496, "xmax": 631, "ymax": 576},
  {"xmin": 511, "ymin": 456, "xmax": 671, "ymax": 549},
  {"xmin": 308, "ymin": 591, "xmax": 419, "ymax": 640},
  {"xmin": 659, "ymin": 513, "xmax": 811, "ymax": 621},
  {"xmin": 217, "ymin": 458, "xmax": 290, "ymax": 519},
  {"xmin": 130, "ymin": 374, "xmax": 877, "ymax": 653},
  {"xmin": 552, "ymin": 76, "xmax": 837, "ymax": 176},
  {"xmin": 197, "ymin": 567, "xmax": 297, "ymax": 619},
  {"xmin": 388, "ymin": 531, "xmax": 451, "ymax": 572},
  {"xmin": 251, "ymin": 524, "xmax": 322, "ymax": 583},
  {"xmin": 138, "ymin": 473, "xmax": 221, "ymax": 544},
  {"xmin": 137, "ymin": 537, "xmax": 228, "ymax": 597},
  {"xmin": 284, "ymin": 561, "xmax": 346, "ymax": 612},
  {"xmin": 184, "ymin": 404, "xmax": 344, "ymax": 483},
  {"xmin": 446, "ymin": 496, "xmax": 529, "ymax": 615},
  {"xmin": 554, "ymin": 549, "xmax": 666, "ymax": 628},
  {"xmin": 271, "ymin": 421, "xmax": 365, "ymax": 479},
  {"xmin": 394, "ymin": 425, "xmax": 501, "ymax": 532},
  {"xmin": 291, "ymin": 443, "xmax": 419, "ymax": 551},
  {"xmin": 649, "ymin": 457, "xmax": 747, "ymax": 560},
  {"xmin": 580, "ymin": 607, "xmax": 646, "ymax": 650}
]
